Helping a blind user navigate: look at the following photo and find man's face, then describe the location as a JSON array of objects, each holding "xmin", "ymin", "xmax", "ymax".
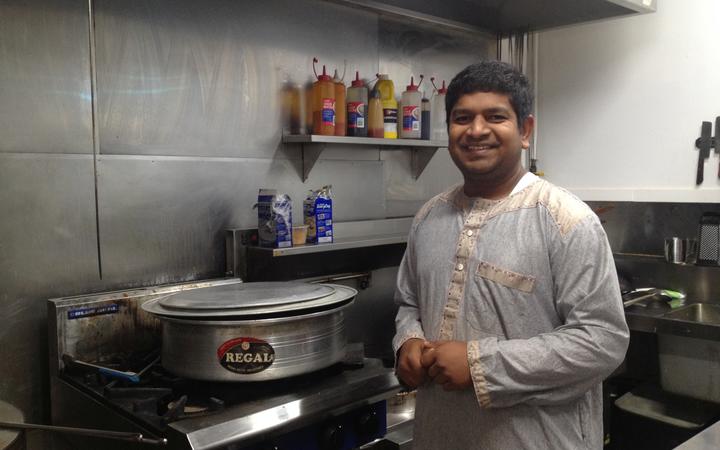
[{"xmin": 447, "ymin": 91, "xmax": 533, "ymax": 182}]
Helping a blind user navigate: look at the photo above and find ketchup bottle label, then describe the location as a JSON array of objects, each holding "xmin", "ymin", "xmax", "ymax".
[
  {"xmin": 347, "ymin": 102, "xmax": 365, "ymax": 129},
  {"xmin": 322, "ymin": 98, "xmax": 335, "ymax": 126},
  {"xmin": 403, "ymin": 106, "xmax": 420, "ymax": 131}
]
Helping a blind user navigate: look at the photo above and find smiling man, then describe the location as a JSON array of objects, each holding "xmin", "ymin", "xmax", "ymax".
[{"xmin": 393, "ymin": 61, "xmax": 629, "ymax": 449}]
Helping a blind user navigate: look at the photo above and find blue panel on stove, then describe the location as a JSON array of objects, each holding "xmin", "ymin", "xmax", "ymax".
[{"xmin": 244, "ymin": 401, "xmax": 387, "ymax": 450}]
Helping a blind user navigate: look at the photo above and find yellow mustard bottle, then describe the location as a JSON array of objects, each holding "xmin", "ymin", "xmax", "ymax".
[{"xmin": 376, "ymin": 74, "xmax": 397, "ymax": 139}]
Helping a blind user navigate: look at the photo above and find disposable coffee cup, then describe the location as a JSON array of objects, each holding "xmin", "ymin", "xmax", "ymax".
[{"xmin": 292, "ymin": 225, "xmax": 308, "ymax": 245}]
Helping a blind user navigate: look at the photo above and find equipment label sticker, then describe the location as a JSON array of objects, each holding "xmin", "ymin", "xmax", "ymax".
[
  {"xmin": 67, "ymin": 303, "xmax": 119, "ymax": 320},
  {"xmin": 218, "ymin": 337, "xmax": 275, "ymax": 374}
]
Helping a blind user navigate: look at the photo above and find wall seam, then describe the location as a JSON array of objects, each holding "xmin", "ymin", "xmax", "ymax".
[{"xmin": 87, "ymin": 0, "xmax": 103, "ymax": 279}]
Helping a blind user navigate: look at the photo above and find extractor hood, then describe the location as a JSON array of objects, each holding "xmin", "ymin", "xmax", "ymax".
[{"xmin": 330, "ymin": 0, "xmax": 656, "ymax": 35}]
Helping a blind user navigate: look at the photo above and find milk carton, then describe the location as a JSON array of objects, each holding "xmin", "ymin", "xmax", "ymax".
[
  {"xmin": 256, "ymin": 189, "xmax": 292, "ymax": 248},
  {"xmin": 304, "ymin": 186, "xmax": 333, "ymax": 244}
]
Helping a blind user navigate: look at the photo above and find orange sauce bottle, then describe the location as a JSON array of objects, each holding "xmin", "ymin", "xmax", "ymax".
[
  {"xmin": 367, "ymin": 89, "xmax": 384, "ymax": 138},
  {"xmin": 312, "ymin": 58, "xmax": 335, "ymax": 136}
]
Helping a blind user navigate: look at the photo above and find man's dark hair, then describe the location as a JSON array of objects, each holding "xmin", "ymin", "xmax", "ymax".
[{"xmin": 445, "ymin": 60, "xmax": 533, "ymax": 130}]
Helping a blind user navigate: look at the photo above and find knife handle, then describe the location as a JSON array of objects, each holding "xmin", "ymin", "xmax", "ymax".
[
  {"xmin": 716, "ymin": 116, "xmax": 720, "ymax": 178},
  {"xmin": 696, "ymin": 121, "xmax": 712, "ymax": 185},
  {"xmin": 697, "ymin": 154, "xmax": 704, "ymax": 185}
]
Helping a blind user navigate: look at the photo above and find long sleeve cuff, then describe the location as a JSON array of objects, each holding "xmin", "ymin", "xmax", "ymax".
[
  {"xmin": 392, "ymin": 331, "xmax": 426, "ymax": 356},
  {"xmin": 467, "ymin": 339, "xmax": 493, "ymax": 408}
]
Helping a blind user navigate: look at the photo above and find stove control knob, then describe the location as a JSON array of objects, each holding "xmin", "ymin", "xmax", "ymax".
[
  {"xmin": 357, "ymin": 410, "xmax": 379, "ymax": 438},
  {"xmin": 319, "ymin": 423, "xmax": 344, "ymax": 450}
]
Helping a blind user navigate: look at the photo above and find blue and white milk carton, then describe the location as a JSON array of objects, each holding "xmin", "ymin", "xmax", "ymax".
[
  {"xmin": 256, "ymin": 189, "xmax": 292, "ymax": 248},
  {"xmin": 304, "ymin": 185, "xmax": 333, "ymax": 244}
]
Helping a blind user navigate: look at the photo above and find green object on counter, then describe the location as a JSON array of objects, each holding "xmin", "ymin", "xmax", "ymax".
[
  {"xmin": 669, "ymin": 298, "xmax": 685, "ymax": 309},
  {"xmin": 660, "ymin": 289, "xmax": 685, "ymax": 299},
  {"xmin": 627, "ymin": 288, "xmax": 686, "ymax": 309},
  {"xmin": 657, "ymin": 289, "xmax": 684, "ymax": 309}
]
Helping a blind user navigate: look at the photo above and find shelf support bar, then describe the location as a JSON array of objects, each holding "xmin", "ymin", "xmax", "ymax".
[
  {"xmin": 411, "ymin": 147, "xmax": 440, "ymax": 179},
  {"xmin": 302, "ymin": 143, "xmax": 325, "ymax": 182}
]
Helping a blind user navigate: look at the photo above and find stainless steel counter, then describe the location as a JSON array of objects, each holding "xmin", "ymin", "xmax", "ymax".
[
  {"xmin": 626, "ymin": 303, "xmax": 720, "ymax": 342},
  {"xmin": 675, "ymin": 419, "xmax": 720, "ymax": 449}
]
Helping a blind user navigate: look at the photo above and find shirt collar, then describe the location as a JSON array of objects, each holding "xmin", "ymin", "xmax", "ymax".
[{"xmin": 451, "ymin": 172, "xmax": 540, "ymax": 211}]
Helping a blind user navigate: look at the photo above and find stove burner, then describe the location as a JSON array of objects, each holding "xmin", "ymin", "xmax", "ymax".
[
  {"xmin": 166, "ymin": 395, "xmax": 225, "ymax": 420},
  {"xmin": 61, "ymin": 346, "xmax": 373, "ymax": 433}
]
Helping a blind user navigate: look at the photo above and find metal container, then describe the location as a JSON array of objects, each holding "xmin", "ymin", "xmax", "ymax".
[
  {"xmin": 664, "ymin": 237, "xmax": 697, "ymax": 265},
  {"xmin": 142, "ymin": 282, "xmax": 357, "ymax": 381}
]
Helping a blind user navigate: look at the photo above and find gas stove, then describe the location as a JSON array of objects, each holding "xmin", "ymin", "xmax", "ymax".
[{"xmin": 48, "ymin": 279, "xmax": 401, "ymax": 450}]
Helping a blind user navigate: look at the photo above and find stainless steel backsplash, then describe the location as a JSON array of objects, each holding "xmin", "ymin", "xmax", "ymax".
[{"xmin": 587, "ymin": 201, "xmax": 720, "ymax": 302}]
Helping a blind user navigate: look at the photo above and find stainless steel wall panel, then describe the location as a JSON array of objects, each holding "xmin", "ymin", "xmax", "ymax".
[
  {"xmin": 0, "ymin": 0, "xmax": 93, "ymax": 154},
  {"xmin": 0, "ymin": 154, "xmax": 99, "ymax": 423},
  {"xmin": 340, "ymin": 266, "xmax": 400, "ymax": 360},
  {"xmin": 383, "ymin": 149, "xmax": 462, "ymax": 217},
  {"xmin": 96, "ymin": 156, "xmax": 385, "ymax": 285},
  {"xmin": 377, "ymin": 18, "xmax": 492, "ymax": 217},
  {"xmin": 94, "ymin": 0, "xmax": 378, "ymax": 158}
]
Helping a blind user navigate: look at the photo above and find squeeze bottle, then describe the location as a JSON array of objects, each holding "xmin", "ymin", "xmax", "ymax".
[
  {"xmin": 375, "ymin": 74, "xmax": 397, "ymax": 139},
  {"xmin": 430, "ymin": 78, "xmax": 448, "ymax": 142},
  {"xmin": 421, "ymin": 91, "xmax": 431, "ymax": 140},
  {"xmin": 312, "ymin": 58, "xmax": 335, "ymax": 136},
  {"xmin": 283, "ymin": 82, "xmax": 305, "ymax": 135},
  {"xmin": 305, "ymin": 81, "xmax": 314, "ymax": 134},
  {"xmin": 367, "ymin": 89, "xmax": 383, "ymax": 138},
  {"xmin": 400, "ymin": 75, "xmax": 423, "ymax": 139},
  {"xmin": 346, "ymin": 71, "xmax": 368, "ymax": 137},
  {"xmin": 333, "ymin": 69, "xmax": 346, "ymax": 136}
]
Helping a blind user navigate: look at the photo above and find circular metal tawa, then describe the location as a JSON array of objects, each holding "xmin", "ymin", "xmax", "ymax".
[
  {"xmin": 0, "ymin": 400, "xmax": 23, "ymax": 450},
  {"xmin": 142, "ymin": 283, "xmax": 355, "ymax": 318},
  {"xmin": 158, "ymin": 281, "xmax": 335, "ymax": 310}
]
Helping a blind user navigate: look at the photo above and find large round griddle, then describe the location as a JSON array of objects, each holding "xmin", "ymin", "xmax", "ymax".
[{"xmin": 142, "ymin": 282, "xmax": 355, "ymax": 318}]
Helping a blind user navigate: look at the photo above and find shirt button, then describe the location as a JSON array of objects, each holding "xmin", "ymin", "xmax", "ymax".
[
  {"xmin": 466, "ymin": 230, "xmax": 473, "ymax": 236},
  {"xmin": 457, "ymin": 263, "xmax": 464, "ymax": 271}
]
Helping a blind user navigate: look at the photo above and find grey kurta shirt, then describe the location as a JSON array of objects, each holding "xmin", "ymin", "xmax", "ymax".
[{"xmin": 393, "ymin": 176, "xmax": 629, "ymax": 450}]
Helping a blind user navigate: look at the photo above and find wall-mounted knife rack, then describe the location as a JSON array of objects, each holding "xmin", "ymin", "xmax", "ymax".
[{"xmin": 694, "ymin": 116, "xmax": 720, "ymax": 185}]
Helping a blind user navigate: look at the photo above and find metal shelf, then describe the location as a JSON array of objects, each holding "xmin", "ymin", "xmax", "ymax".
[
  {"xmin": 247, "ymin": 232, "xmax": 408, "ymax": 257},
  {"xmin": 282, "ymin": 134, "xmax": 447, "ymax": 181}
]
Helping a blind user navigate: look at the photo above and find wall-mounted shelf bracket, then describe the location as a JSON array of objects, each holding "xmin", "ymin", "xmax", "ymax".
[
  {"xmin": 301, "ymin": 143, "xmax": 326, "ymax": 182},
  {"xmin": 411, "ymin": 147, "xmax": 439, "ymax": 180}
]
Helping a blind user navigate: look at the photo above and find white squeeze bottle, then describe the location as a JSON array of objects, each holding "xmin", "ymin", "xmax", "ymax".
[
  {"xmin": 400, "ymin": 75, "xmax": 423, "ymax": 139},
  {"xmin": 430, "ymin": 77, "xmax": 448, "ymax": 142}
]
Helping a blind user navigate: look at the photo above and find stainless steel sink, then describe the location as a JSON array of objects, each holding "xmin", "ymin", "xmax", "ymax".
[{"xmin": 662, "ymin": 303, "xmax": 720, "ymax": 326}]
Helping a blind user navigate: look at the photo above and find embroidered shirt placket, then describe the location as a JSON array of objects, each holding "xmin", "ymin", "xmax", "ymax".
[{"xmin": 438, "ymin": 198, "xmax": 494, "ymax": 340}]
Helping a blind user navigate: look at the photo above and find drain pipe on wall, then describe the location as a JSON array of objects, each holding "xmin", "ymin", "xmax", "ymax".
[
  {"xmin": 528, "ymin": 32, "xmax": 542, "ymax": 176},
  {"xmin": 498, "ymin": 31, "xmax": 541, "ymax": 175}
]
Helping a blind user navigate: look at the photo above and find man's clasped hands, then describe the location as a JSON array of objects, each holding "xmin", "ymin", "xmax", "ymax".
[{"xmin": 395, "ymin": 338, "xmax": 473, "ymax": 391}]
